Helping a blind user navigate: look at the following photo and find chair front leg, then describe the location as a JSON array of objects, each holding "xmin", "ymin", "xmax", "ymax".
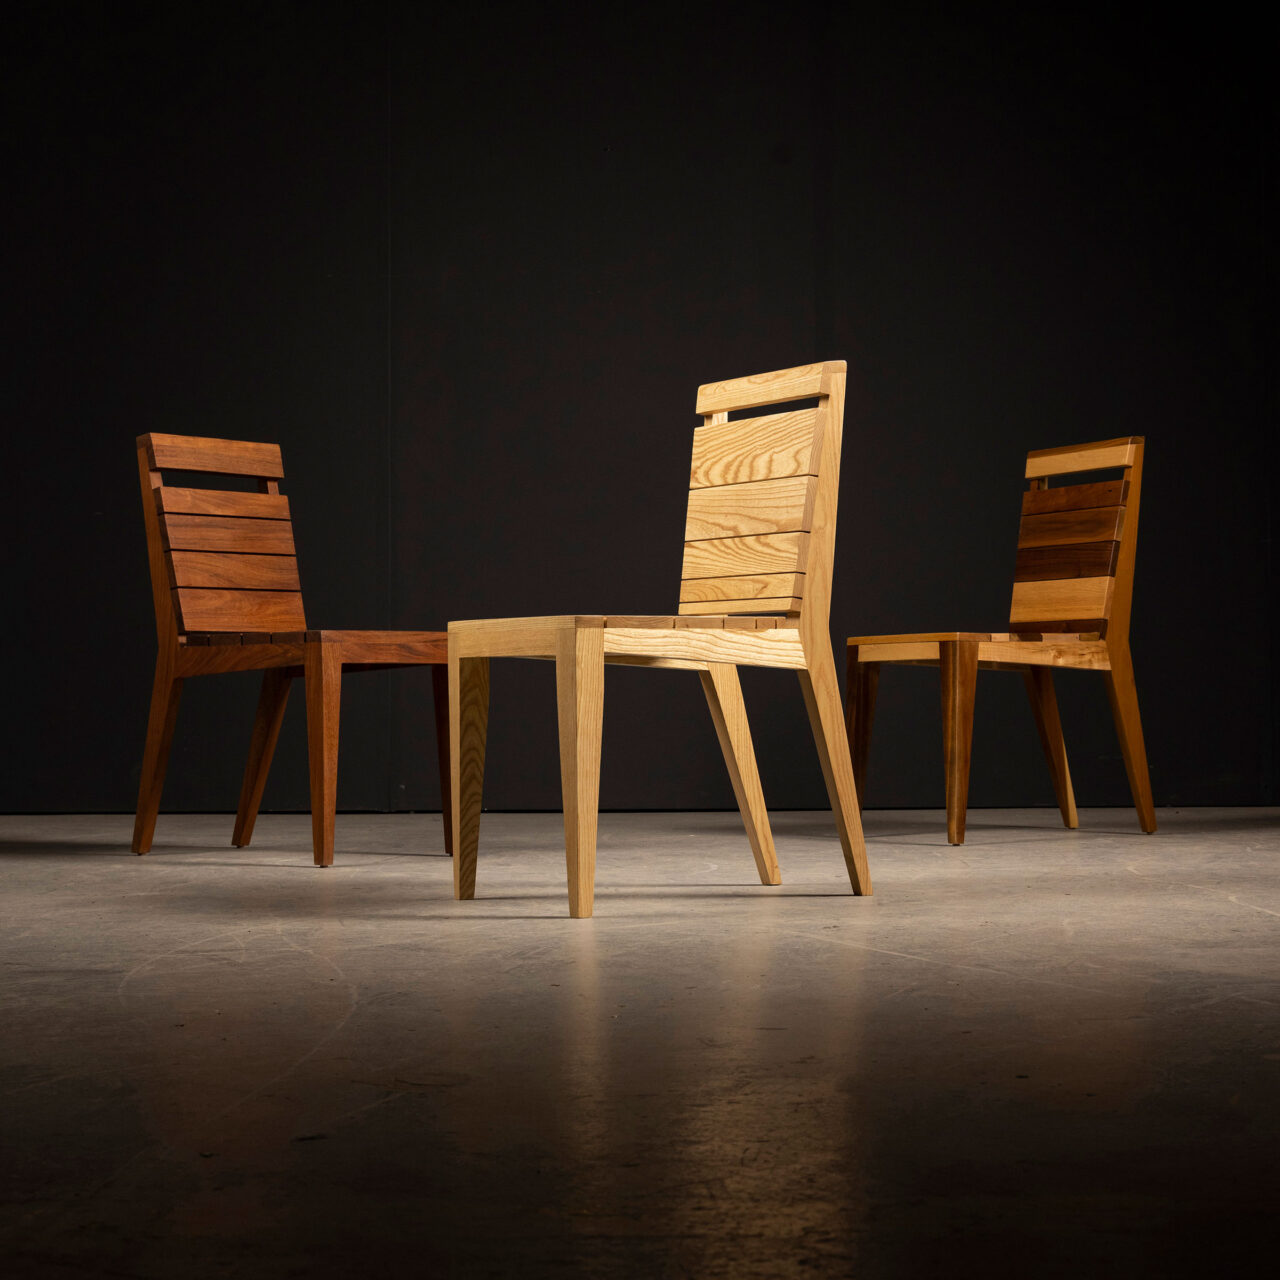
[
  {"xmin": 798, "ymin": 637, "xmax": 872, "ymax": 895},
  {"xmin": 431, "ymin": 664, "xmax": 453, "ymax": 856},
  {"xmin": 1022, "ymin": 665, "xmax": 1078, "ymax": 830},
  {"xmin": 844, "ymin": 647, "xmax": 879, "ymax": 801},
  {"xmin": 699, "ymin": 663, "xmax": 780, "ymax": 886},
  {"xmin": 132, "ymin": 654, "xmax": 184, "ymax": 854},
  {"xmin": 555, "ymin": 623, "xmax": 605, "ymax": 918},
  {"xmin": 232, "ymin": 668, "xmax": 293, "ymax": 848},
  {"xmin": 305, "ymin": 639, "xmax": 342, "ymax": 867},
  {"xmin": 450, "ymin": 653, "xmax": 490, "ymax": 900},
  {"xmin": 939, "ymin": 639, "xmax": 979, "ymax": 845},
  {"xmin": 1104, "ymin": 645, "xmax": 1157, "ymax": 833}
]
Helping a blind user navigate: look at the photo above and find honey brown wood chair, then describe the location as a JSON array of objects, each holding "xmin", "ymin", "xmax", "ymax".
[
  {"xmin": 845, "ymin": 436, "xmax": 1156, "ymax": 844},
  {"xmin": 449, "ymin": 362, "xmax": 870, "ymax": 918},
  {"xmin": 134, "ymin": 432, "xmax": 450, "ymax": 866}
]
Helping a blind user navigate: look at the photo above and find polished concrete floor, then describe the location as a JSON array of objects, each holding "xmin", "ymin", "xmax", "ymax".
[{"xmin": 1, "ymin": 808, "xmax": 1276, "ymax": 1278}]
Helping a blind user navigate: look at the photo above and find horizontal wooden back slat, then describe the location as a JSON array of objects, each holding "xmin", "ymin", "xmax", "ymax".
[
  {"xmin": 162, "ymin": 513, "xmax": 296, "ymax": 555},
  {"xmin": 1018, "ymin": 506, "xmax": 1123, "ymax": 549},
  {"xmin": 681, "ymin": 531, "xmax": 809, "ymax": 579},
  {"xmin": 679, "ymin": 596, "xmax": 803, "ymax": 616},
  {"xmin": 169, "ymin": 550, "xmax": 302, "ymax": 591},
  {"xmin": 679, "ymin": 572, "xmax": 803, "ymax": 604},
  {"xmin": 157, "ymin": 487, "xmax": 291, "ymax": 520},
  {"xmin": 1025, "ymin": 436, "xmax": 1138, "ymax": 479},
  {"xmin": 1014, "ymin": 542, "xmax": 1119, "ymax": 582},
  {"xmin": 684, "ymin": 475, "xmax": 816, "ymax": 541},
  {"xmin": 174, "ymin": 588, "xmax": 307, "ymax": 633},
  {"xmin": 689, "ymin": 410, "xmax": 820, "ymax": 489},
  {"xmin": 143, "ymin": 433, "xmax": 285, "ymax": 478},
  {"xmin": 1021, "ymin": 479, "xmax": 1127, "ymax": 516},
  {"xmin": 695, "ymin": 361, "xmax": 844, "ymax": 415},
  {"xmin": 1010, "ymin": 576, "xmax": 1113, "ymax": 626}
]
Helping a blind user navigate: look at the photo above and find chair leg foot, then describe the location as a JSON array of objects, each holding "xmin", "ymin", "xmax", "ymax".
[
  {"xmin": 940, "ymin": 639, "xmax": 978, "ymax": 845},
  {"xmin": 1022, "ymin": 665, "xmax": 1078, "ymax": 829},
  {"xmin": 232, "ymin": 668, "xmax": 293, "ymax": 848},
  {"xmin": 1105, "ymin": 646, "xmax": 1157, "ymax": 833},
  {"xmin": 450, "ymin": 653, "xmax": 489, "ymax": 900},
  {"xmin": 556, "ymin": 623, "xmax": 604, "ymax": 918},
  {"xmin": 700, "ymin": 664, "xmax": 780, "ymax": 886},
  {"xmin": 305, "ymin": 640, "xmax": 342, "ymax": 867},
  {"xmin": 799, "ymin": 638, "xmax": 872, "ymax": 895},
  {"xmin": 132, "ymin": 658, "xmax": 183, "ymax": 855}
]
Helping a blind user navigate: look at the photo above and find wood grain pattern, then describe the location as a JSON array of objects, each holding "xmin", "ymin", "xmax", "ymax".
[
  {"xmin": 695, "ymin": 361, "xmax": 843, "ymax": 414},
  {"xmin": 683, "ymin": 475, "xmax": 817, "ymax": 541},
  {"xmin": 1017, "ymin": 506, "xmax": 1124, "ymax": 548},
  {"xmin": 700, "ymin": 663, "xmax": 780, "ymax": 885},
  {"xmin": 678, "ymin": 572, "xmax": 803, "ymax": 603},
  {"xmin": 676, "ymin": 596, "xmax": 803, "ymax": 617},
  {"xmin": 1021, "ymin": 479, "xmax": 1127, "ymax": 516},
  {"xmin": 162, "ymin": 513, "xmax": 297, "ymax": 554},
  {"xmin": 1105, "ymin": 645, "xmax": 1157, "ymax": 834},
  {"xmin": 681, "ymin": 531, "xmax": 809, "ymax": 578},
  {"xmin": 1013, "ymin": 541, "xmax": 1119, "ymax": 582},
  {"xmin": 1023, "ymin": 666, "xmax": 1078, "ymax": 829},
  {"xmin": 169, "ymin": 551, "xmax": 302, "ymax": 591},
  {"xmin": 689, "ymin": 409, "xmax": 819, "ymax": 488},
  {"xmin": 556, "ymin": 624, "xmax": 605, "ymax": 918},
  {"xmin": 145, "ymin": 432, "xmax": 285, "ymax": 477},
  {"xmin": 450, "ymin": 655, "xmax": 490, "ymax": 901},
  {"xmin": 1025, "ymin": 437, "xmax": 1138, "ymax": 478},
  {"xmin": 157, "ymin": 487, "xmax": 291, "ymax": 519},
  {"xmin": 173, "ymin": 588, "xmax": 307, "ymax": 634},
  {"xmin": 601, "ymin": 624, "xmax": 807, "ymax": 668},
  {"xmin": 939, "ymin": 639, "xmax": 979, "ymax": 844},
  {"xmin": 1009, "ymin": 576, "xmax": 1113, "ymax": 625},
  {"xmin": 305, "ymin": 639, "xmax": 342, "ymax": 867}
]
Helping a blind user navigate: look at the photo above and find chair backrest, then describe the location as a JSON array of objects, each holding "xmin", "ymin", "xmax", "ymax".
[
  {"xmin": 136, "ymin": 433, "xmax": 307, "ymax": 642},
  {"xmin": 679, "ymin": 361, "xmax": 846, "ymax": 627},
  {"xmin": 1009, "ymin": 436, "xmax": 1145, "ymax": 643}
]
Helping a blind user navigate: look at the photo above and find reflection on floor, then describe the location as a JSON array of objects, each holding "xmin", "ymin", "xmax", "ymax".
[{"xmin": 0, "ymin": 809, "xmax": 1276, "ymax": 1277}]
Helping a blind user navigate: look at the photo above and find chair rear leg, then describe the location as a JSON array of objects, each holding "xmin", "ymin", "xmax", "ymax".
[
  {"xmin": 450, "ymin": 654, "xmax": 490, "ymax": 901},
  {"xmin": 431, "ymin": 664, "xmax": 454, "ymax": 857},
  {"xmin": 798, "ymin": 639, "xmax": 872, "ymax": 895},
  {"xmin": 232, "ymin": 668, "xmax": 293, "ymax": 848},
  {"xmin": 305, "ymin": 640, "xmax": 342, "ymax": 867},
  {"xmin": 939, "ymin": 639, "xmax": 979, "ymax": 845},
  {"xmin": 699, "ymin": 664, "xmax": 780, "ymax": 886},
  {"xmin": 844, "ymin": 650, "xmax": 879, "ymax": 801},
  {"xmin": 1104, "ymin": 646, "xmax": 1157, "ymax": 833},
  {"xmin": 555, "ymin": 624, "xmax": 605, "ymax": 919},
  {"xmin": 1022, "ymin": 666, "xmax": 1078, "ymax": 829},
  {"xmin": 132, "ymin": 659, "xmax": 183, "ymax": 854}
]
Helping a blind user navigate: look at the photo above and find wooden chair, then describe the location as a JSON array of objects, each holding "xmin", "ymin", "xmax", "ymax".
[
  {"xmin": 448, "ymin": 362, "xmax": 871, "ymax": 918},
  {"xmin": 133, "ymin": 432, "xmax": 450, "ymax": 866},
  {"xmin": 845, "ymin": 436, "xmax": 1156, "ymax": 844}
]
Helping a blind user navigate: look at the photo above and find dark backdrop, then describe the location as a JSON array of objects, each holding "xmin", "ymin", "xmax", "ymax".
[{"xmin": 3, "ymin": 2, "xmax": 1272, "ymax": 816}]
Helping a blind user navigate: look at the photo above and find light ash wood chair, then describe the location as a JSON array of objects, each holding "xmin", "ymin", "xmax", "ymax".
[
  {"xmin": 134, "ymin": 432, "xmax": 450, "ymax": 866},
  {"xmin": 449, "ymin": 361, "xmax": 871, "ymax": 918},
  {"xmin": 845, "ymin": 436, "xmax": 1156, "ymax": 844}
]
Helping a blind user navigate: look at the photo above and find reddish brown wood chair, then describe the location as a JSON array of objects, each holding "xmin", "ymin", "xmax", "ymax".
[
  {"xmin": 845, "ymin": 436, "xmax": 1156, "ymax": 844},
  {"xmin": 133, "ymin": 432, "xmax": 450, "ymax": 866}
]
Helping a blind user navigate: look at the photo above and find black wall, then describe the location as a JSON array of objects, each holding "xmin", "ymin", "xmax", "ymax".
[{"xmin": 3, "ymin": 2, "xmax": 1272, "ymax": 816}]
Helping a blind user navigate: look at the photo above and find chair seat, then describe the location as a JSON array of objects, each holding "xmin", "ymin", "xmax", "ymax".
[
  {"xmin": 848, "ymin": 631, "xmax": 1110, "ymax": 671},
  {"xmin": 450, "ymin": 614, "xmax": 805, "ymax": 669}
]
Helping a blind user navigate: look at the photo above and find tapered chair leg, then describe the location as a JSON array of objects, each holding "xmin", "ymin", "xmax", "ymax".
[
  {"xmin": 700, "ymin": 663, "xmax": 780, "ymax": 886},
  {"xmin": 132, "ymin": 657, "xmax": 184, "ymax": 854},
  {"xmin": 844, "ymin": 648, "xmax": 879, "ymax": 801},
  {"xmin": 450, "ymin": 654, "xmax": 490, "ymax": 900},
  {"xmin": 939, "ymin": 639, "xmax": 979, "ymax": 845},
  {"xmin": 305, "ymin": 640, "xmax": 342, "ymax": 867},
  {"xmin": 1022, "ymin": 666, "xmax": 1078, "ymax": 829},
  {"xmin": 556, "ymin": 623, "xmax": 605, "ymax": 918},
  {"xmin": 1104, "ymin": 645, "xmax": 1157, "ymax": 833},
  {"xmin": 798, "ymin": 639, "xmax": 872, "ymax": 895},
  {"xmin": 232, "ymin": 668, "xmax": 293, "ymax": 848},
  {"xmin": 431, "ymin": 665, "xmax": 453, "ymax": 856}
]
